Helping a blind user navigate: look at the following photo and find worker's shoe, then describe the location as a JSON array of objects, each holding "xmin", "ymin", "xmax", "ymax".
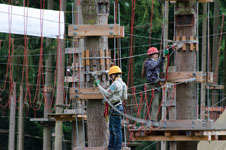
[{"xmin": 146, "ymin": 120, "xmax": 159, "ymax": 128}]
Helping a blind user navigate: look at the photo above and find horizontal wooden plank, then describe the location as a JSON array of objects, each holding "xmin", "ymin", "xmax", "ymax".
[
  {"xmin": 74, "ymin": 147, "xmax": 130, "ymax": 150},
  {"xmin": 109, "ymin": 26, "xmax": 125, "ymax": 38},
  {"xmin": 70, "ymin": 87, "xmax": 104, "ymax": 100},
  {"xmin": 64, "ymin": 76, "xmax": 79, "ymax": 83},
  {"xmin": 74, "ymin": 148, "xmax": 107, "ymax": 150},
  {"xmin": 159, "ymin": 120, "xmax": 213, "ymax": 129},
  {"xmin": 160, "ymin": 0, "xmax": 213, "ymax": 3},
  {"xmin": 30, "ymin": 118, "xmax": 55, "ymax": 126},
  {"xmin": 206, "ymin": 85, "xmax": 224, "ymax": 90},
  {"xmin": 206, "ymin": 107, "xmax": 226, "ymax": 112},
  {"xmin": 48, "ymin": 113, "xmax": 87, "ymax": 121},
  {"xmin": 132, "ymin": 135, "xmax": 209, "ymax": 141},
  {"xmin": 132, "ymin": 129, "xmax": 226, "ymax": 141},
  {"xmin": 167, "ymin": 72, "xmax": 213, "ymax": 83},
  {"xmin": 65, "ymin": 48, "xmax": 82, "ymax": 54},
  {"xmin": 68, "ymin": 24, "xmax": 124, "ymax": 38},
  {"xmin": 130, "ymin": 120, "xmax": 214, "ymax": 131}
]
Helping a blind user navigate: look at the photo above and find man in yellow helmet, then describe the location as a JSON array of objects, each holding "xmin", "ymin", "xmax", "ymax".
[{"xmin": 94, "ymin": 66, "xmax": 127, "ymax": 150}]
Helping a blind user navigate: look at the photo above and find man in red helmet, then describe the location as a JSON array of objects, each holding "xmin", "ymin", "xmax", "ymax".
[{"xmin": 141, "ymin": 47, "xmax": 168, "ymax": 127}]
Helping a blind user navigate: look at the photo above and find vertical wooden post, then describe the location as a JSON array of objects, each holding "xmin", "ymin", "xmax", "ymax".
[
  {"xmin": 161, "ymin": 1, "xmax": 169, "ymax": 150},
  {"xmin": 201, "ymin": 3, "xmax": 207, "ymax": 120},
  {"xmin": 212, "ymin": 0, "xmax": 220, "ymax": 108},
  {"xmin": 8, "ymin": 83, "xmax": 16, "ymax": 150},
  {"xmin": 54, "ymin": 1, "xmax": 66, "ymax": 150},
  {"xmin": 80, "ymin": 0, "xmax": 109, "ymax": 147},
  {"xmin": 71, "ymin": 0, "xmax": 85, "ymax": 148},
  {"xmin": 43, "ymin": 1, "xmax": 54, "ymax": 150},
  {"xmin": 174, "ymin": 1, "xmax": 197, "ymax": 150},
  {"xmin": 223, "ymin": 35, "xmax": 226, "ymax": 106},
  {"xmin": 17, "ymin": 84, "xmax": 24, "ymax": 150}
]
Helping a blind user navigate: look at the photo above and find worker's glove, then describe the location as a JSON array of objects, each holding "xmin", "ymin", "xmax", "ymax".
[
  {"xmin": 94, "ymin": 79, "xmax": 100, "ymax": 87},
  {"xmin": 164, "ymin": 49, "xmax": 169, "ymax": 55}
]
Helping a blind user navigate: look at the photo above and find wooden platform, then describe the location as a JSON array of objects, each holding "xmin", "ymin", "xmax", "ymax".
[
  {"xmin": 30, "ymin": 118, "xmax": 55, "ymax": 126},
  {"xmin": 130, "ymin": 120, "xmax": 226, "ymax": 141},
  {"xmin": 160, "ymin": 0, "xmax": 213, "ymax": 3},
  {"xmin": 48, "ymin": 113, "xmax": 87, "ymax": 121},
  {"xmin": 73, "ymin": 147, "xmax": 130, "ymax": 150}
]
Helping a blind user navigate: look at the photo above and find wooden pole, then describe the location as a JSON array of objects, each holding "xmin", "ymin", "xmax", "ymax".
[
  {"xmin": 211, "ymin": 0, "xmax": 220, "ymax": 110},
  {"xmin": 223, "ymin": 34, "xmax": 226, "ymax": 106},
  {"xmin": 174, "ymin": 1, "xmax": 197, "ymax": 150},
  {"xmin": 43, "ymin": 0, "xmax": 54, "ymax": 150},
  {"xmin": 54, "ymin": 0, "xmax": 66, "ymax": 150},
  {"xmin": 8, "ymin": 83, "xmax": 16, "ymax": 150},
  {"xmin": 17, "ymin": 84, "xmax": 24, "ymax": 150},
  {"xmin": 161, "ymin": 1, "xmax": 168, "ymax": 150},
  {"xmin": 80, "ymin": 0, "xmax": 109, "ymax": 147},
  {"xmin": 71, "ymin": 0, "xmax": 85, "ymax": 148},
  {"xmin": 201, "ymin": 3, "xmax": 207, "ymax": 120}
]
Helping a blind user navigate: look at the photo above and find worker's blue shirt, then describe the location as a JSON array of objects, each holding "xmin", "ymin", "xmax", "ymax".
[{"xmin": 145, "ymin": 57, "xmax": 164, "ymax": 84}]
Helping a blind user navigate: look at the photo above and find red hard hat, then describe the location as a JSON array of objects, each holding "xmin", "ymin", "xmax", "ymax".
[{"xmin": 147, "ymin": 47, "xmax": 159, "ymax": 55}]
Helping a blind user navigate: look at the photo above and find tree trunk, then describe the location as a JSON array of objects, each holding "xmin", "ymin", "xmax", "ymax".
[
  {"xmin": 80, "ymin": 0, "xmax": 109, "ymax": 147},
  {"xmin": 54, "ymin": 0, "xmax": 66, "ymax": 150},
  {"xmin": 212, "ymin": 0, "xmax": 220, "ymax": 108},
  {"xmin": 174, "ymin": 1, "xmax": 197, "ymax": 150},
  {"xmin": 201, "ymin": 3, "xmax": 207, "ymax": 120},
  {"xmin": 17, "ymin": 84, "xmax": 24, "ymax": 150},
  {"xmin": 8, "ymin": 83, "xmax": 16, "ymax": 150},
  {"xmin": 43, "ymin": 0, "xmax": 54, "ymax": 149}
]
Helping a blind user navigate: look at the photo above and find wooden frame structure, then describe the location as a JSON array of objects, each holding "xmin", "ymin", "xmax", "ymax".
[
  {"xmin": 130, "ymin": 120, "xmax": 226, "ymax": 142},
  {"xmin": 68, "ymin": 24, "xmax": 124, "ymax": 38}
]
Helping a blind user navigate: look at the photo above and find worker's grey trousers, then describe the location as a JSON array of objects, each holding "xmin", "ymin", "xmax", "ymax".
[{"xmin": 145, "ymin": 83, "xmax": 161, "ymax": 121}]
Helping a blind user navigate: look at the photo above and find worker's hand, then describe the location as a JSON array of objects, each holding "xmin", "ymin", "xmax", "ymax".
[
  {"xmin": 164, "ymin": 49, "xmax": 169, "ymax": 55},
  {"xmin": 94, "ymin": 79, "xmax": 100, "ymax": 87}
]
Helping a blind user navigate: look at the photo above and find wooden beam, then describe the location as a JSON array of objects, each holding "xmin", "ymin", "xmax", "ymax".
[
  {"xmin": 74, "ymin": 147, "xmax": 130, "ymax": 150},
  {"xmin": 206, "ymin": 84, "xmax": 224, "ymax": 90},
  {"xmin": 160, "ymin": 0, "xmax": 213, "ymax": 3},
  {"xmin": 167, "ymin": 72, "xmax": 213, "ymax": 83},
  {"xmin": 132, "ymin": 135, "xmax": 209, "ymax": 141},
  {"xmin": 68, "ymin": 24, "xmax": 124, "ymax": 38},
  {"xmin": 64, "ymin": 76, "xmax": 78, "ymax": 83},
  {"xmin": 159, "ymin": 120, "xmax": 213, "ymax": 129},
  {"xmin": 65, "ymin": 48, "xmax": 82, "ymax": 54},
  {"xmin": 70, "ymin": 87, "xmax": 103, "ymax": 100},
  {"xmin": 205, "ymin": 106, "xmax": 226, "ymax": 112},
  {"xmin": 48, "ymin": 113, "xmax": 87, "ymax": 121}
]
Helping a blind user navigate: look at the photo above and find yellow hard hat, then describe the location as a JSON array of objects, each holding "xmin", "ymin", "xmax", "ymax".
[{"xmin": 108, "ymin": 66, "xmax": 122, "ymax": 76}]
